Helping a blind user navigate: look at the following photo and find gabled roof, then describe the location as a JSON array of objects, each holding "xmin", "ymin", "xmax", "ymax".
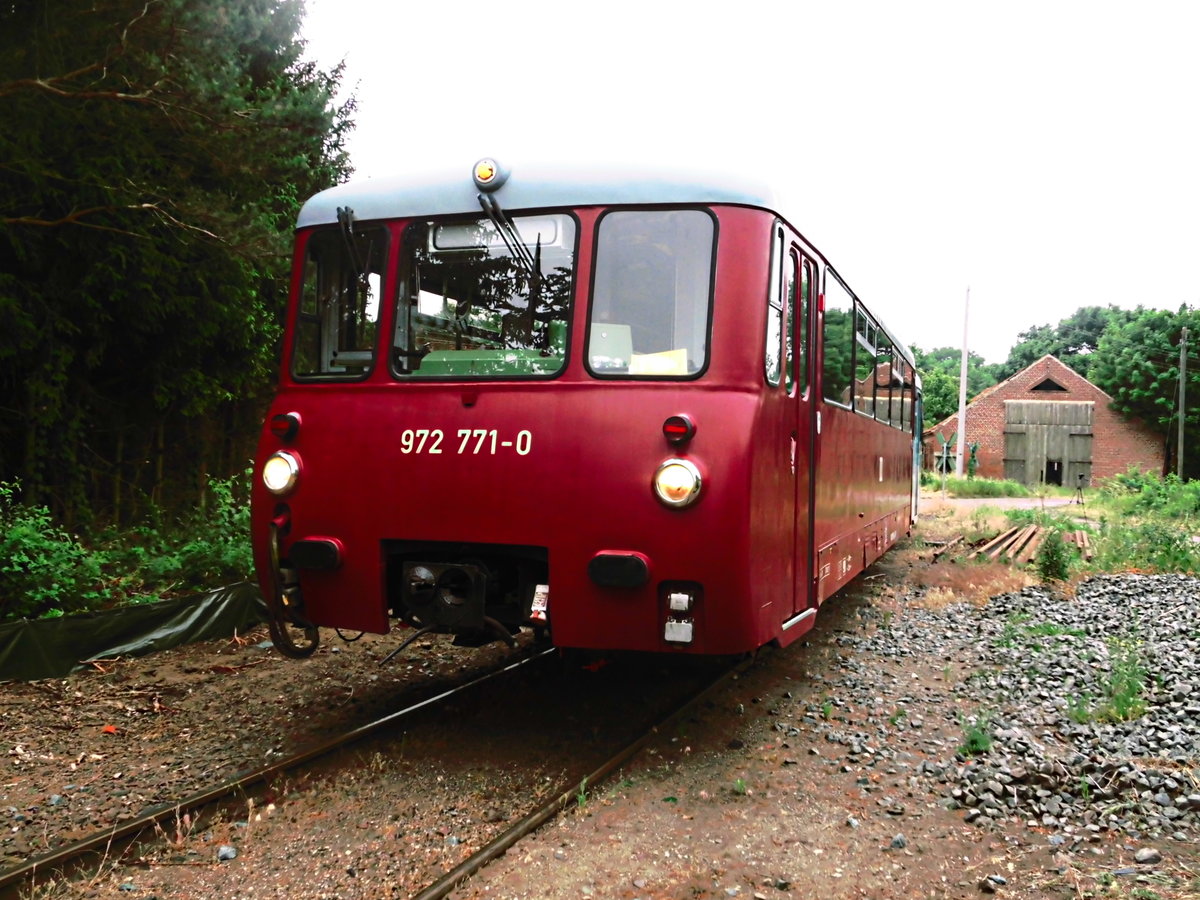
[{"xmin": 924, "ymin": 354, "xmax": 1110, "ymax": 435}]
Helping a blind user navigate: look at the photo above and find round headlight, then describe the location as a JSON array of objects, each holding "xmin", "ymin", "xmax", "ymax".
[
  {"xmin": 653, "ymin": 458, "xmax": 702, "ymax": 508},
  {"xmin": 262, "ymin": 451, "xmax": 300, "ymax": 496}
]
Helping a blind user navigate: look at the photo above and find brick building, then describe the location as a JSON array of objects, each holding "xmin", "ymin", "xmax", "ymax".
[{"xmin": 923, "ymin": 355, "xmax": 1164, "ymax": 486}]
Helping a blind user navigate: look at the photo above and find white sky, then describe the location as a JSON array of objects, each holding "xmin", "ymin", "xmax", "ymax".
[{"xmin": 301, "ymin": 0, "xmax": 1200, "ymax": 364}]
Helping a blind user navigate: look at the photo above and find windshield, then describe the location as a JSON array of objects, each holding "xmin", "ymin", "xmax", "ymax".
[
  {"xmin": 392, "ymin": 214, "xmax": 576, "ymax": 377},
  {"xmin": 587, "ymin": 209, "xmax": 714, "ymax": 377},
  {"xmin": 292, "ymin": 226, "xmax": 386, "ymax": 379}
]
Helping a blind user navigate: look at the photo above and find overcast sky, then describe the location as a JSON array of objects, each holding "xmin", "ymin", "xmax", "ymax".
[{"xmin": 300, "ymin": 0, "xmax": 1199, "ymax": 364}]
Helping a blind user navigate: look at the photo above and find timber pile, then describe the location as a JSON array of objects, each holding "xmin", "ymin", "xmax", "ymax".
[
  {"xmin": 967, "ymin": 525, "xmax": 1046, "ymax": 565},
  {"xmin": 929, "ymin": 535, "xmax": 963, "ymax": 561},
  {"xmin": 954, "ymin": 526, "xmax": 1092, "ymax": 567},
  {"xmin": 1064, "ymin": 529, "xmax": 1093, "ymax": 560}
]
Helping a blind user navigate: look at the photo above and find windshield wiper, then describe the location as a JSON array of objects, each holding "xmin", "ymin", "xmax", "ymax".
[
  {"xmin": 336, "ymin": 205, "xmax": 373, "ymax": 289},
  {"xmin": 477, "ymin": 193, "xmax": 537, "ymax": 277},
  {"xmin": 477, "ymin": 192, "xmax": 544, "ymax": 346}
]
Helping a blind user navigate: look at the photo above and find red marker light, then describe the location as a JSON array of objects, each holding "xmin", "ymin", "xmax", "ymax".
[
  {"xmin": 270, "ymin": 412, "xmax": 301, "ymax": 441},
  {"xmin": 662, "ymin": 415, "xmax": 695, "ymax": 446}
]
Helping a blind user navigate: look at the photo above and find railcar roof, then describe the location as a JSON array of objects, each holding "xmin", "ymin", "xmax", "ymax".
[{"xmin": 296, "ymin": 162, "xmax": 780, "ymax": 228}]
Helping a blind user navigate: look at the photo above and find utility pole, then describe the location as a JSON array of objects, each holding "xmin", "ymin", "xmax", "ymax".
[
  {"xmin": 955, "ymin": 287, "xmax": 970, "ymax": 478},
  {"xmin": 1180, "ymin": 326, "xmax": 1188, "ymax": 478}
]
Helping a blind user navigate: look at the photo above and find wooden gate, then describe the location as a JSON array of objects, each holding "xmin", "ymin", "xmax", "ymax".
[{"xmin": 1003, "ymin": 400, "xmax": 1093, "ymax": 486}]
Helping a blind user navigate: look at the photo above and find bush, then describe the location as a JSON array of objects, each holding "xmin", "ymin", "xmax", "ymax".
[
  {"xmin": 1035, "ymin": 528, "xmax": 1072, "ymax": 582},
  {"xmin": 1090, "ymin": 521, "xmax": 1200, "ymax": 574},
  {"xmin": 0, "ymin": 481, "xmax": 114, "ymax": 619},
  {"xmin": 1098, "ymin": 468, "xmax": 1200, "ymax": 519},
  {"xmin": 0, "ymin": 473, "xmax": 255, "ymax": 622},
  {"xmin": 938, "ymin": 477, "xmax": 1032, "ymax": 499}
]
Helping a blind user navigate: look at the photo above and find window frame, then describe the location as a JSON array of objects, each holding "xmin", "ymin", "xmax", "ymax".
[
  {"xmin": 388, "ymin": 210, "xmax": 581, "ymax": 381},
  {"xmin": 291, "ymin": 224, "xmax": 390, "ymax": 383},
  {"xmin": 585, "ymin": 206, "xmax": 718, "ymax": 382}
]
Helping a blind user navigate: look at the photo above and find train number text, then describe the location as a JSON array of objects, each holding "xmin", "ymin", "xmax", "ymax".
[{"xmin": 398, "ymin": 429, "xmax": 532, "ymax": 456}]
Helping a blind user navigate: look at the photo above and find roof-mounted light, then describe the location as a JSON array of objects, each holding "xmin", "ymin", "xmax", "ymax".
[{"xmin": 472, "ymin": 157, "xmax": 510, "ymax": 192}]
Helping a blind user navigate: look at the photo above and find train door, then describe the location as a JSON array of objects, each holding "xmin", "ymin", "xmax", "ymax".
[
  {"xmin": 763, "ymin": 226, "xmax": 796, "ymax": 628},
  {"xmin": 788, "ymin": 249, "xmax": 816, "ymax": 620}
]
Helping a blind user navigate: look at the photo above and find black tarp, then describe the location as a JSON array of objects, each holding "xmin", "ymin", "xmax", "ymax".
[{"xmin": 0, "ymin": 583, "xmax": 267, "ymax": 682}]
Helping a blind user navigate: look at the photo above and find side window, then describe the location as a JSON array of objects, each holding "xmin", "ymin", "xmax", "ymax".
[
  {"xmin": 894, "ymin": 356, "xmax": 911, "ymax": 431},
  {"xmin": 764, "ymin": 228, "xmax": 784, "ymax": 386},
  {"xmin": 875, "ymin": 335, "xmax": 894, "ymax": 424},
  {"xmin": 783, "ymin": 250, "xmax": 796, "ymax": 393},
  {"xmin": 821, "ymin": 272, "xmax": 854, "ymax": 405},
  {"xmin": 791, "ymin": 255, "xmax": 811, "ymax": 396},
  {"xmin": 854, "ymin": 307, "xmax": 877, "ymax": 416},
  {"xmin": 293, "ymin": 226, "xmax": 386, "ymax": 379}
]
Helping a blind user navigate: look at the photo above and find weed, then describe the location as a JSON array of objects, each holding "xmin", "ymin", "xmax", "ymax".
[
  {"xmin": 888, "ymin": 708, "xmax": 907, "ymax": 726},
  {"xmin": 1096, "ymin": 636, "xmax": 1148, "ymax": 722},
  {"xmin": 994, "ymin": 613, "xmax": 1030, "ymax": 648},
  {"xmin": 732, "ymin": 777, "xmax": 748, "ymax": 796},
  {"xmin": 1024, "ymin": 622, "xmax": 1086, "ymax": 638},
  {"xmin": 1066, "ymin": 693, "xmax": 1093, "ymax": 724},
  {"xmin": 957, "ymin": 713, "xmax": 993, "ymax": 757},
  {"xmin": 820, "ymin": 699, "xmax": 832, "ymax": 720},
  {"xmin": 575, "ymin": 777, "xmax": 589, "ymax": 811}
]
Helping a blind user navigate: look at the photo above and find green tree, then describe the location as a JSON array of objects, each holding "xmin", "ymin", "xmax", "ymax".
[
  {"xmin": 996, "ymin": 305, "xmax": 1132, "ymax": 380},
  {"xmin": 919, "ymin": 368, "xmax": 960, "ymax": 425},
  {"xmin": 0, "ymin": 0, "xmax": 353, "ymax": 523},
  {"xmin": 911, "ymin": 345, "xmax": 998, "ymax": 424},
  {"xmin": 1087, "ymin": 306, "xmax": 1200, "ymax": 477}
]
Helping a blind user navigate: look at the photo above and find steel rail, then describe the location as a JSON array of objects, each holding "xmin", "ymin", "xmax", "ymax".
[
  {"xmin": 0, "ymin": 646, "xmax": 557, "ymax": 894},
  {"xmin": 411, "ymin": 653, "xmax": 754, "ymax": 900}
]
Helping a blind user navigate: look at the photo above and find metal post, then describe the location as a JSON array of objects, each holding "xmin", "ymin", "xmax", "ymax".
[
  {"xmin": 955, "ymin": 287, "xmax": 970, "ymax": 478},
  {"xmin": 1180, "ymin": 326, "xmax": 1188, "ymax": 478}
]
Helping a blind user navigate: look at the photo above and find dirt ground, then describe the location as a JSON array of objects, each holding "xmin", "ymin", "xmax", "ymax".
[{"xmin": 4, "ymin": 491, "xmax": 1196, "ymax": 899}]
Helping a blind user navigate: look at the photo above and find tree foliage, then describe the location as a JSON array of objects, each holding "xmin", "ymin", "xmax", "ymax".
[
  {"xmin": 911, "ymin": 345, "xmax": 998, "ymax": 424},
  {"xmin": 1086, "ymin": 306, "xmax": 1200, "ymax": 477},
  {"xmin": 995, "ymin": 305, "xmax": 1133, "ymax": 381},
  {"xmin": 0, "ymin": 0, "xmax": 353, "ymax": 523}
]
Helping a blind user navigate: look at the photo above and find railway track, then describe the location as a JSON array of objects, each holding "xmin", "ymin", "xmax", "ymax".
[
  {"xmin": 2, "ymin": 647, "xmax": 557, "ymax": 897},
  {"xmin": 3, "ymin": 648, "xmax": 745, "ymax": 899}
]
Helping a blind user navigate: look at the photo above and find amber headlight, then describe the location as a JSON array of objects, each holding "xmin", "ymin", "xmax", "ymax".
[
  {"xmin": 262, "ymin": 450, "xmax": 300, "ymax": 496},
  {"xmin": 653, "ymin": 458, "xmax": 702, "ymax": 508}
]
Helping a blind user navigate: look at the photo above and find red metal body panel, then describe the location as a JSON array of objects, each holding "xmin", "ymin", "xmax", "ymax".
[
  {"xmin": 812, "ymin": 403, "xmax": 914, "ymax": 602},
  {"xmin": 251, "ymin": 197, "xmax": 917, "ymax": 657}
]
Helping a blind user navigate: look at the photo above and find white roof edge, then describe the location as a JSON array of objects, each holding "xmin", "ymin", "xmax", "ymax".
[{"xmin": 296, "ymin": 161, "xmax": 780, "ymax": 228}]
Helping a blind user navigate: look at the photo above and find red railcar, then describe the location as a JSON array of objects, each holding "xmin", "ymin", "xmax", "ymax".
[{"xmin": 251, "ymin": 160, "xmax": 922, "ymax": 658}]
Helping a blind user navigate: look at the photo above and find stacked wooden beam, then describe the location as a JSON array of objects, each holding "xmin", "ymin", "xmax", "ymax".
[
  {"xmin": 966, "ymin": 525, "xmax": 1047, "ymax": 564},
  {"xmin": 1064, "ymin": 529, "xmax": 1093, "ymax": 560}
]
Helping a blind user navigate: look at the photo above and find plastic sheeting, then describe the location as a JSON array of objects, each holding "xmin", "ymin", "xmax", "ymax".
[{"xmin": 0, "ymin": 583, "xmax": 267, "ymax": 682}]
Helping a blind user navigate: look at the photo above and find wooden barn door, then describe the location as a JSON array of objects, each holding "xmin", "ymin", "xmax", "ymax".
[{"xmin": 1003, "ymin": 400, "xmax": 1094, "ymax": 486}]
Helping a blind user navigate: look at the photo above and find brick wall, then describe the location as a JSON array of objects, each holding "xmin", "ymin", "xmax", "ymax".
[{"xmin": 924, "ymin": 355, "xmax": 1164, "ymax": 483}]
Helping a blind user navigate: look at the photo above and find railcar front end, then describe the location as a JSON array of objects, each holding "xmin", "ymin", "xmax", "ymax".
[{"xmin": 251, "ymin": 162, "xmax": 791, "ymax": 658}]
